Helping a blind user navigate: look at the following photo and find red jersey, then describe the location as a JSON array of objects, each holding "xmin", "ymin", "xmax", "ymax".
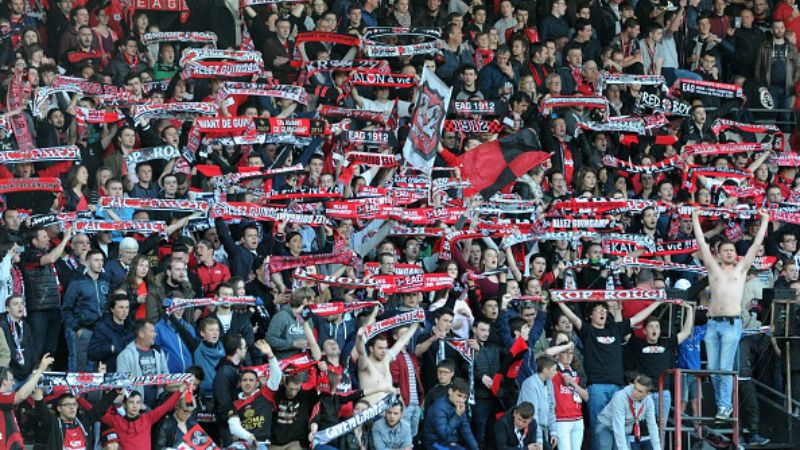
[
  {"xmin": 552, "ymin": 364, "xmax": 583, "ymax": 421},
  {"xmin": 0, "ymin": 392, "xmax": 24, "ymax": 450}
]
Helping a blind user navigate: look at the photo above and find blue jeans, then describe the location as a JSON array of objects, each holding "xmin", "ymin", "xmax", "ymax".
[
  {"xmin": 404, "ymin": 403, "xmax": 422, "ymax": 436},
  {"xmin": 588, "ymin": 384, "xmax": 621, "ymax": 450},
  {"xmin": 595, "ymin": 423, "xmax": 654, "ymax": 450},
  {"xmin": 662, "ymin": 67, "xmax": 702, "ymax": 86},
  {"xmin": 65, "ymin": 328, "xmax": 93, "ymax": 372},
  {"xmin": 650, "ymin": 389, "xmax": 671, "ymax": 421},
  {"xmin": 704, "ymin": 318, "xmax": 742, "ymax": 409}
]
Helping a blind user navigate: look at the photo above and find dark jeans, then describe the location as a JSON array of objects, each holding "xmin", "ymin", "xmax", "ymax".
[
  {"xmin": 29, "ymin": 310, "xmax": 61, "ymax": 363},
  {"xmin": 471, "ymin": 397, "xmax": 497, "ymax": 446}
]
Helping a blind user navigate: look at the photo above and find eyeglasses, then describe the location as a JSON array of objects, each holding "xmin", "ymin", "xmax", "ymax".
[{"xmin": 59, "ymin": 402, "xmax": 78, "ymax": 408}]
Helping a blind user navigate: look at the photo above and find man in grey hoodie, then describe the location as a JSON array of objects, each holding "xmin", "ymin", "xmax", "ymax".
[
  {"xmin": 266, "ymin": 286, "xmax": 316, "ymax": 360},
  {"xmin": 116, "ymin": 319, "xmax": 169, "ymax": 408}
]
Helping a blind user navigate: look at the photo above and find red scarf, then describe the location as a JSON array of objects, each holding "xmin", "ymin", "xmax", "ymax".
[
  {"xmin": 627, "ymin": 395, "xmax": 645, "ymax": 441},
  {"xmin": 121, "ymin": 52, "xmax": 140, "ymax": 70}
]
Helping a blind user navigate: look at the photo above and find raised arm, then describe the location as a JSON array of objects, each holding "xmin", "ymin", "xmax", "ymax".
[
  {"xmin": 737, "ymin": 209, "xmax": 770, "ymax": 272},
  {"xmin": 390, "ymin": 322, "xmax": 419, "ymax": 355},
  {"xmin": 630, "ymin": 301, "xmax": 662, "ymax": 327},
  {"xmin": 692, "ymin": 209, "xmax": 718, "ymax": 269},
  {"xmin": 676, "ymin": 303, "xmax": 695, "ymax": 344},
  {"xmin": 556, "ymin": 302, "xmax": 583, "ymax": 331}
]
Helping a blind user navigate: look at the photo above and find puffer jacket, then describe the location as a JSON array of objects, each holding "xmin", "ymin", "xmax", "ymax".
[
  {"xmin": 62, "ymin": 272, "xmax": 109, "ymax": 331},
  {"xmin": 22, "ymin": 248, "xmax": 60, "ymax": 312},
  {"xmin": 154, "ymin": 317, "xmax": 195, "ymax": 373}
]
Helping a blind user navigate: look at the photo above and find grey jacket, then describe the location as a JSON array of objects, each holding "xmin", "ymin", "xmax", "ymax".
[
  {"xmin": 598, "ymin": 384, "xmax": 660, "ymax": 450},
  {"xmin": 517, "ymin": 373, "xmax": 557, "ymax": 443},
  {"xmin": 116, "ymin": 341, "xmax": 168, "ymax": 397},
  {"xmin": 266, "ymin": 305, "xmax": 309, "ymax": 360}
]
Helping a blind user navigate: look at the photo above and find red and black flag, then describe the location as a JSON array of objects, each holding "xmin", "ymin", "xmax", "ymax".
[{"xmin": 460, "ymin": 129, "xmax": 551, "ymax": 199}]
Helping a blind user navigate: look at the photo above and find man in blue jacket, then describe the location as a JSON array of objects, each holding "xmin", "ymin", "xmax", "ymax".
[
  {"xmin": 422, "ymin": 378, "xmax": 479, "ymax": 450},
  {"xmin": 155, "ymin": 298, "xmax": 195, "ymax": 373},
  {"xmin": 87, "ymin": 293, "xmax": 134, "ymax": 372},
  {"xmin": 62, "ymin": 249, "xmax": 109, "ymax": 372}
]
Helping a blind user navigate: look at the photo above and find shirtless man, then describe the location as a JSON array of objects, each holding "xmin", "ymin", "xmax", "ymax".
[
  {"xmin": 692, "ymin": 208, "xmax": 769, "ymax": 419},
  {"xmin": 357, "ymin": 323, "xmax": 419, "ymax": 404}
]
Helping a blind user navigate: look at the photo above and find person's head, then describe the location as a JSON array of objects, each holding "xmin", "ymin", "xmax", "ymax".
[
  {"xmin": 536, "ymin": 355, "xmax": 558, "ymax": 379},
  {"xmin": 28, "ymin": 226, "xmax": 50, "ymax": 250},
  {"xmin": 223, "ymin": 333, "xmax": 246, "ymax": 361},
  {"xmin": 513, "ymin": 401, "xmax": 535, "ymax": 430},
  {"xmin": 472, "ymin": 317, "xmax": 492, "ymax": 342},
  {"xmin": 647, "ymin": 23, "xmax": 664, "ymax": 43},
  {"xmin": 368, "ymin": 334, "xmax": 389, "ymax": 361},
  {"xmin": 56, "ymin": 394, "xmax": 80, "ymax": 420},
  {"xmin": 624, "ymin": 18, "xmax": 640, "ymax": 38},
  {"xmin": 481, "ymin": 299, "xmax": 499, "ymax": 320},
  {"xmin": 700, "ymin": 51, "xmax": 716, "ymax": 72},
  {"xmin": 6, "ymin": 295, "xmax": 24, "ymax": 320},
  {"xmin": 717, "ymin": 241, "xmax": 737, "ymax": 265},
  {"xmin": 108, "ymin": 294, "xmax": 130, "ymax": 322},
  {"xmin": 437, "ymin": 359, "xmax": 456, "ymax": 385},
  {"xmin": 285, "ymin": 231, "xmax": 303, "ymax": 254},
  {"xmin": 434, "ymin": 307, "xmax": 454, "ymax": 333},
  {"xmin": 551, "ymin": 0, "xmax": 567, "ymax": 16},
  {"xmin": 511, "ymin": 316, "xmax": 531, "ymax": 340},
  {"xmin": 85, "ymin": 249, "xmax": 105, "ymax": 275},
  {"xmin": 384, "ymin": 403, "xmax": 404, "ymax": 426},
  {"xmin": 199, "ymin": 317, "xmax": 220, "ymax": 344},
  {"xmin": 123, "ymin": 391, "xmax": 143, "ymax": 417},
  {"xmin": 134, "ymin": 319, "xmax": 156, "ymax": 347},
  {"xmin": 291, "ymin": 286, "xmax": 314, "ymax": 308},
  {"xmin": 588, "ymin": 302, "xmax": 610, "ymax": 327},
  {"xmin": 166, "ymin": 257, "xmax": 187, "ymax": 283},
  {"xmin": 631, "ymin": 375, "xmax": 653, "ymax": 401},
  {"xmin": 780, "ymin": 230, "xmax": 798, "ymax": 253},
  {"xmin": 447, "ymin": 378, "xmax": 470, "ymax": 405},
  {"xmin": 574, "ymin": 18, "xmax": 592, "ymax": 42},
  {"xmin": 773, "ymin": 19, "xmax": 787, "ymax": 39},
  {"xmin": 2, "ymin": 209, "xmax": 20, "ymax": 231},
  {"xmin": 238, "ymin": 369, "xmax": 260, "ymax": 396},
  {"xmin": 240, "ymin": 224, "xmax": 260, "ymax": 250},
  {"xmin": 643, "ymin": 316, "xmax": 662, "ymax": 342}
]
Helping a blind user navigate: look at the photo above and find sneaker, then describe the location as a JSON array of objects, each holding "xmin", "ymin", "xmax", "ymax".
[
  {"xmin": 748, "ymin": 434, "xmax": 770, "ymax": 445},
  {"xmin": 715, "ymin": 407, "xmax": 733, "ymax": 420}
]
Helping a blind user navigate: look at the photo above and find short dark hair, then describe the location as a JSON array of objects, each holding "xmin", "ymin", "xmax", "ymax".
[
  {"xmin": 516, "ymin": 401, "xmax": 535, "ymax": 419},
  {"xmin": 134, "ymin": 319, "xmax": 150, "ymax": 335},
  {"xmin": 437, "ymin": 358, "xmax": 456, "ymax": 372},
  {"xmin": 510, "ymin": 317, "xmax": 528, "ymax": 335},
  {"xmin": 435, "ymin": 307, "xmax": 454, "ymax": 321},
  {"xmin": 223, "ymin": 333, "xmax": 244, "ymax": 357},
  {"xmin": 635, "ymin": 374, "xmax": 654, "ymax": 390},
  {"xmin": 536, "ymin": 355, "xmax": 557, "ymax": 372},
  {"xmin": 449, "ymin": 377, "xmax": 470, "ymax": 395}
]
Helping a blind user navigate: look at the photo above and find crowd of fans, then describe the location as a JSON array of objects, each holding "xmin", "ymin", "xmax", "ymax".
[{"xmin": 0, "ymin": 0, "xmax": 797, "ymax": 449}]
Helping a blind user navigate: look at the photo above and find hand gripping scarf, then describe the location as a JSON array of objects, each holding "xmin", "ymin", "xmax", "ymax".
[
  {"xmin": 312, "ymin": 393, "xmax": 399, "ymax": 447},
  {"xmin": 363, "ymin": 308, "xmax": 426, "ymax": 341},
  {"xmin": 164, "ymin": 296, "xmax": 261, "ymax": 314}
]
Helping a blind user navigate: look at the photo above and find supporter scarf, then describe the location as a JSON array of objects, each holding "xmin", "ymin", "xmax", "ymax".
[
  {"xmin": 545, "ymin": 217, "xmax": 620, "ymax": 231},
  {"xmin": 178, "ymin": 48, "xmax": 264, "ymax": 67},
  {"xmin": 325, "ymin": 199, "xmax": 393, "ymax": 220},
  {"xmin": 345, "ymin": 130, "xmax": 390, "ymax": 146},
  {"xmin": 98, "ymin": 197, "xmax": 210, "ymax": 213},
  {"xmin": 141, "ymin": 31, "xmax": 217, "ymax": 45},
  {"xmin": 502, "ymin": 230, "xmax": 655, "ymax": 251},
  {"xmin": 373, "ymin": 206, "xmax": 465, "ymax": 225},
  {"xmin": 452, "ymin": 100, "xmax": 504, "ymax": 117},
  {"xmin": 254, "ymin": 117, "xmax": 329, "ymax": 136},
  {"xmin": 293, "ymin": 268, "xmax": 382, "ymax": 289},
  {"xmin": 131, "ymin": 102, "xmax": 218, "ymax": 122},
  {"xmin": 445, "ymin": 338, "xmax": 475, "ymax": 403},
  {"xmin": 142, "ymin": 80, "xmax": 172, "ymax": 94},
  {"xmin": 122, "ymin": 0, "xmax": 189, "ymax": 16},
  {"xmin": 7, "ymin": 76, "xmax": 33, "ymax": 151},
  {"xmin": 312, "ymin": 393, "xmax": 399, "ymax": 448},
  {"xmin": 0, "ymin": 177, "xmax": 61, "ymax": 193},
  {"xmin": 603, "ymin": 239, "xmax": 698, "ymax": 256},
  {"xmin": 52, "ymin": 76, "xmax": 128, "ymax": 96},
  {"xmin": 182, "ymin": 61, "xmax": 263, "ymax": 79},
  {"xmin": 363, "ymin": 309, "xmax": 425, "ymax": 341},
  {"xmin": 432, "ymin": 178, "xmax": 473, "ymax": 193},
  {"xmin": 293, "ymin": 32, "xmax": 361, "ymax": 60},
  {"xmin": 241, "ymin": 0, "xmax": 307, "ymax": 4},
  {"xmin": 634, "ymin": 90, "xmax": 692, "ymax": 117},
  {"xmin": 683, "ymin": 165, "xmax": 752, "ymax": 191},
  {"xmin": 39, "ymin": 372, "xmax": 193, "ymax": 395},
  {"xmin": 616, "ymin": 256, "xmax": 707, "ymax": 273},
  {"xmin": 319, "ymin": 105, "xmax": 390, "ymax": 125},
  {"xmin": 444, "ymin": 119, "xmax": 503, "ymax": 134},
  {"xmin": 215, "ymin": 82, "xmax": 309, "ymax": 106},
  {"xmin": 541, "ymin": 96, "xmax": 608, "ymax": 112},
  {"xmin": 74, "ymin": 107, "xmax": 126, "ymax": 125},
  {"xmin": 164, "ymin": 296, "xmax": 260, "ymax": 314},
  {"xmin": 95, "ymin": 93, "xmax": 142, "ymax": 108},
  {"xmin": 597, "ymin": 71, "xmax": 666, "ymax": 92},
  {"xmin": 0, "ymin": 146, "xmax": 81, "ymax": 163},
  {"xmin": 125, "ymin": 145, "xmax": 180, "ymax": 168},
  {"xmin": 602, "ymin": 154, "xmax": 680, "ymax": 173},
  {"xmin": 390, "ymin": 225, "xmax": 447, "ymax": 237},
  {"xmin": 770, "ymin": 153, "xmax": 800, "ymax": 167},
  {"xmin": 205, "ymin": 164, "xmax": 305, "ymax": 188},
  {"xmin": 364, "ymin": 262, "xmax": 423, "ymax": 276},
  {"xmin": 576, "ymin": 114, "xmax": 667, "ymax": 136},
  {"xmin": 260, "ymin": 186, "xmax": 342, "ymax": 202},
  {"xmin": 72, "ymin": 220, "xmax": 167, "ymax": 234},
  {"xmin": 350, "ymin": 72, "xmax": 417, "ymax": 88},
  {"xmin": 675, "ymin": 205, "xmax": 756, "ymax": 220},
  {"xmin": 742, "ymin": 326, "xmax": 772, "ymax": 336},
  {"xmin": 711, "ymin": 118, "xmax": 784, "ymax": 150},
  {"xmin": 302, "ymin": 301, "xmax": 382, "ymax": 319},
  {"xmin": 549, "ymin": 198, "xmax": 667, "ymax": 215},
  {"xmin": 345, "ymin": 152, "xmax": 398, "ymax": 167},
  {"xmin": 299, "ymin": 59, "xmax": 389, "ymax": 75},
  {"xmin": 194, "ymin": 116, "xmax": 255, "ymax": 134},
  {"xmin": 266, "ymin": 252, "xmax": 356, "ymax": 273},
  {"xmin": 362, "ymin": 27, "xmax": 443, "ymax": 58},
  {"xmin": 371, "ymin": 273, "xmax": 454, "ymax": 294},
  {"xmin": 550, "ymin": 289, "xmax": 668, "ymax": 302},
  {"xmin": 210, "ymin": 202, "xmax": 332, "ymax": 226},
  {"xmin": 672, "ymin": 78, "xmax": 744, "ymax": 101},
  {"xmin": 33, "ymin": 86, "xmax": 83, "ymax": 118},
  {"xmin": 682, "ymin": 142, "xmax": 771, "ymax": 158},
  {"xmin": 29, "ymin": 211, "xmax": 92, "ymax": 228},
  {"xmin": 242, "ymin": 353, "xmax": 319, "ymax": 380}
]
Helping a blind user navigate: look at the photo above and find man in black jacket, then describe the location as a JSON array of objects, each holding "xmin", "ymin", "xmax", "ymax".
[
  {"xmin": 494, "ymin": 402, "xmax": 539, "ymax": 450},
  {"xmin": 210, "ymin": 283, "xmax": 256, "ymax": 365},
  {"xmin": 32, "ymin": 389, "xmax": 116, "ymax": 450},
  {"xmin": 214, "ymin": 219, "xmax": 271, "ymax": 280},
  {"xmin": 213, "ymin": 333, "xmax": 247, "ymax": 446}
]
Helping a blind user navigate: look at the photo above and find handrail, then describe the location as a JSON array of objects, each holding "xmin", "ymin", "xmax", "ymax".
[{"xmin": 658, "ymin": 368, "xmax": 740, "ymax": 450}]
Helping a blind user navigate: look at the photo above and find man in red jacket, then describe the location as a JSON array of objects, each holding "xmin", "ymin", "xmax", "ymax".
[
  {"xmin": 100, "ymin": 384, "xmax": 186, "ymax": 450},
  {"xmin": 390, "ymin": 325, "xmax": 424, "ymax": 437}
]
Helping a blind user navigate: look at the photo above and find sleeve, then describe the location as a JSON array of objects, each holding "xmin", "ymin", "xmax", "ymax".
[
  {"xmin": 610, "ymin": 396, "xmax": 629, "ymax": 450},
  {"xmin": 144, "ymin": 390, "xmax": 181, "ymax": 423},
  {"xmin": 155, "ymin": 418, "xmax": 171, "ymax": 450},
  {"xmin": 459, "ymin": 414, "xmax": 480, "ymax": 450},
  {"xmin": 400, "ymin": 421, "xmax": 413, "ymax": 448},
  {"xmin": 0, "ymin": 332, "xmax": 11, "ymax": 368},
  {"xmin": 265, "ymin": 356, "xmax": 282, "ymax": 391},
  {"xmin": 87, "ymin": 327, "xmax": 115, "ymax": 362},
  {"xmin": 530, "ymin": 310, "xmax": 548, "ymax": 347},
  {"xmin": 493, "ymin": 420, "xmax": 515, "ymax": 450},
  {"xmin": 548, "ymin": 381, "xmax": 558, "ymax": 436},
  {"xmin": 646, "ymin": 397, "xmax": 661, "ymax": 450},
  {"xmin": 228, "ymin": 416, "xmax": 253, "ymax": 441},
  {"xmin": 213, "ymin": 370, "xmax": 235, "ymax": 420},
  {"xmin": 0, "ymin": 253, "xmax": 13, "ymax": 283},
  {"xmin": 61, "ymin": 283, "xmax": 79, "ymax": 332},
  {"xmin": 371, "ymin": 422, "xmax": 388, "ymax": 450}
]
